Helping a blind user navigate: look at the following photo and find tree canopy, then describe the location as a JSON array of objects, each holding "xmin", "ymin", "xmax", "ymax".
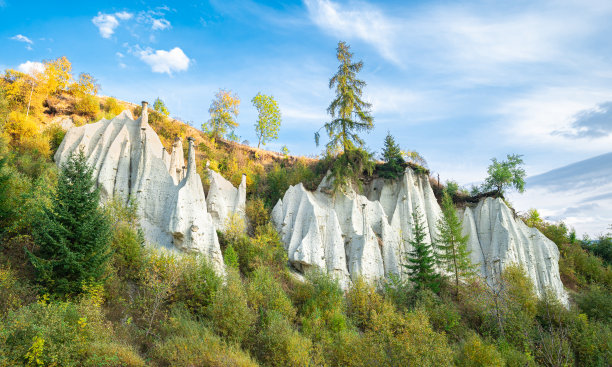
[
  {"xmin": 315, "ymin": 41, "xmax": 373, "ymax": 154},
  {"xmin": 27, "ymin": 149, "xmax": 111, "ymax": 296},
  {"xmin": 252, "ymin": 93, "xmax": 282, "ymax": 149},
  {"xmin": 153, "ymin": 97, "xmax": 170, "ymax": 117},
  {"xmin": 204, "ymin": 89, "xmax": 240, "ymax": 140},
  {"xmin": 483, "ymin": 154, "xmax": 526, "ymax": 195}
]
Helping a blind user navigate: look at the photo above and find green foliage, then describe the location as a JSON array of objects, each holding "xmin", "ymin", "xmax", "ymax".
[
  {"xmin": 174, "ymin": 255, "xmax": 222, "ymax": 316},
  {"xmin": 153, "ymin": 97, "xmax": 169, "ymax": 117},
  {"xmin": 251, "ymin": 310, "xmax": 312, "ymax": 367},
  {"xmin": 405, "ymin": 208, "xmax": 441, "ymax": 293},
  {"xmin": 204, "ymin": 89, "xmax": 240, "ymax": 140},
  {"xmin": 316, "ymin": 41, "xmax": 373, "ymax": 153},
  {"xmin": 445, "ymin": 180, "xmax": 460, "ymax": 197},
  {"xmin": 436, "ymin": 190, "xmax": 477, "ymax": 295},
  {"xmin": 483, "ymin": 154, "xmax": 526, "ymax": 194},
  {"xmin": 207, "ymin": 268, "xmax": 255, "ymax": 343},
  {"xmin": 245, "ymin": 197, "xmax": 269, "ymax": 234},
  {"xmin": 28, "ymin": 149, "xmax": 111, "ymax": 296},
  {"xmin": 247, "ymin": 266, "xmax": 295, "ymax": 321},
  {"xmin": 378, "ymin": 131, "xmax": 406, "ymax": 179},
  {"xmin": 0, "ymin": 301, "xmax": 144, "ymax": 367},
  {"xmin": 575, "ymin": 285, "xmax": 612, "ymax": 322},
  {"xmin": 224, "ymin": 244, "xmax": 239, "ymax": 269},
  {"xmin": 252, "ymin": 93, "xmax": 281, "ymax": 148},
  {"xmin": 456, "ymin": 332, "xmax": 505, "ymax": 367},
  {"xmin": 325, "ymin": 147, "xmax": 374, "ymax": 193},
  {"xmin": 522, "ymin": 208, "xmax": 544, "ymax": 228},
  {"xmin": 345, "ymin": 277, "xmax": 385, "ymax": 331},
  {"xmin": 281, "ymin": 145, "xmax": 289, "ymax": 156},
  {"xmin": 153, "ymin": 308, "xmax": 258, "ymax": 367}
]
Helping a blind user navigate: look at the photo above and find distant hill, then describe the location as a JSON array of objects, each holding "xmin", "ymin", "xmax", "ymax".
[{"xmin": 510, "ymin": 152, "xmax": 612, "ymax": 237}]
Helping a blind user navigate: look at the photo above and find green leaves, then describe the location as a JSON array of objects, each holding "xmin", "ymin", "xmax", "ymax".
[
  {"xmin": 318, "ymin": 41, "xmax": 374, "ymax": 153},
  {"xmin": 483, "ymin": 154, "xmax": 526, "ymax": 195},
  {"xmin": 252, "ymin": 93, "xmax": 282, "ymax": 148},
  {"xmin": 204, "ymin": 89, "xmax": 240, "ymax": 140}
]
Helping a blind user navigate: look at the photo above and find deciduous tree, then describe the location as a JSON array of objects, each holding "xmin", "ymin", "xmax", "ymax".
[
  {"xmin": 204, "ymin": 89, "xmax": 240, "ymax": 140},
  {"xmin": 252, "ymin": 93, "xmax": 281, "ymax": 148},
  {"xmin": 483, "ymin": 154, "xmax": 526, "ymax": 195}
]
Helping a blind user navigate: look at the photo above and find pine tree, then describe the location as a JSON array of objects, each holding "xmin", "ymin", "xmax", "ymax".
[
  {"xmin": 28, "ymin": 149, "xmax": 111, "ymax": 296},
  {"xmin": 436, "ymin": 190, "xmax": 477, "ymax": 296},
  {"xmin": 404, "ymin": 208, "xmax": 440, "ymax": 293},
  {"xmin": 379, "ymin": 131, "xmax": 405, "ymax": 179},
  {"xmin": 315, "ymin": 41, "xmax": 373, "ymax": 153}
]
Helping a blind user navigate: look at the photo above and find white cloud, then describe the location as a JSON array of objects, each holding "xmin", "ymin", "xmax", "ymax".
[
  {"xmin": 137, "ymin": 47, "xmax": 190, "ymax": 74},
  {"xmin": 17, "ymin": 61, "xmax": 45, "ymax": 74},
  {"xmin": 304, "ymin": 0, "xmax": 398, "ymax": 63},
  {"xmin": 11, "ymin": 34, "xmax": 33, "ymax": 44},
  {"xmin": 116, "ymin": 52, "xmax": 124, "ymax": 58},
  {"xmin": 115, "ymin": 11, "xmax": 133, "ymax": 20},
  {"xmin": 92, "ymin": 13, "xmax": 120, "ymax": 38},
  {"xmin": 152, "ymin": 18, "xmax": 171, "ymax": 30}
]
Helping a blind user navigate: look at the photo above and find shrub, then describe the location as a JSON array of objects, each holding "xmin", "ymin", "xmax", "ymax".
[
  {"xmin": 575, "ymin": 285, "xmax": 612, "ymax": 322},
  {"xmin": 74, "ymin": 94, "xmax": 100, "ymax": 118},
  {"xmin": 0, "ymin": 263, "xmax": 35, "ymax": 316},
  {"xmin": 5, "ymin": 110, "xmax": 38, "ymax": 144},
  {"xmin": 251, "ymin": 311, "xmax": 312, "ymax": 367},
  {"xmin": 207, "ymin": 268, "xmax": 255, "ymax": 344},
  {"xmin": 245, "ymin": 197, "xmax": 269, "ymax": 234},
  {"xmin": 0, "ymin": 301, "xmax": 144, "ymax": 367},
  {"xmin": 43, "ymin": 124, "xmax": 66, "ymax": 156},
  {"xmin": 357, "ymin": 308, "xmax": 454, "ymax": 366},
  {"xmin": 346, "ymin": 277, "xmax": 385, "ymax": 331},
  {"xmin": 247, "ymin": 266, "xmax": 295, "ymax": 321},
  {"xmin": 456, "ymin": 332, "xmax": 504, "ymax": 367},
  {"xmin": 104, "ymin": 97, "xmax": 124, "ymax": 117},
  {"xmin": 174, "ymin": 255, "xmax": 222, "ymax": 316},
  {"xmin": 153, "ymin": 308, "xmax": 258, "ymax": 367}
]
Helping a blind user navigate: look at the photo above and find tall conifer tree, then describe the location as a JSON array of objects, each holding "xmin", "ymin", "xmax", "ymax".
[
  {"xmin": 28, "ymin": 149, "xmax": 111, "ymax": 295},
  {"xmin": 315, "ymin": 41, "xmax": 373, "ymax": 153},
  {"xmin": 379, "ymin": 131, "xmax": 405, "ymax": 179},
  {"xmin": 436, "ymin": 190, "xmax": 477, "ymax": 296},
  {"xmin": 404, "ymin": 208, "xmax": 440, "ymax": 293}
]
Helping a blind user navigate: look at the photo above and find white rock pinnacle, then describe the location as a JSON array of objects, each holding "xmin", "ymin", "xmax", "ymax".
[
  {"xmin": 54, "ymin": 104, "xmax": 246, "ymax": 274},
  {"xmin": 272, "ymin": 168, "xmax": 568, "ymax": 304}
]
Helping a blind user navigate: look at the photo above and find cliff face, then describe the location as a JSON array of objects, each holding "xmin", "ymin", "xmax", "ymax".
[
  {"xmin": 272, "ymin": 168, "xmax": 568, "ymax": 304},
  {"xmin": 54, "ymin": 105, "xmax": 246, "ymax": 273}
]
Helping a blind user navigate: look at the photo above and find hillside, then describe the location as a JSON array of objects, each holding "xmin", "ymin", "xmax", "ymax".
[{"xmin": 1, "ymin": 60, "xmax": 611, "ymax": 367}]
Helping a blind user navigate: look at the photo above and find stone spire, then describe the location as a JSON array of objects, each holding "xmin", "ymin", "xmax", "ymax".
[{"xmin": 140, "ymin": 101, "xmax": 148, "ymax": 130}]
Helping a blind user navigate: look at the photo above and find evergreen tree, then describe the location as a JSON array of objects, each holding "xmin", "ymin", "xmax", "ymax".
[
  {"xmin": 436, "ymin": 191, "xmax": 477, "ymax": 296},
  {"xmin": 315, "ymin": 41, "xmax": 373, "ymax": 153},
  {"xmin": 404, "ymin": 208, "xmax": 440, "ymax": 293},
  {"xmin": 379, "ymin": 131, "xmax": 405, "ymax": 179},
  {"xmin": 28, "ymin": 149, "xmax": 111, "ymax": 296}
]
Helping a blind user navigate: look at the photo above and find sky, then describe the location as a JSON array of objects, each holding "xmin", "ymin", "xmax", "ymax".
[{"xmin": 1, "ymin": 1, "xmax": 612, "ymax": 205}]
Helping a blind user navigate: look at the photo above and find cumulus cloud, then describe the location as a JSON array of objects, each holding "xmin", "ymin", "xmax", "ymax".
[
  {"xmin": 554, "ymin": 101, "xmax": 612, "ymax": 139},
  {"xmin": 92, "ymin": 13, "xmax": 120, "ymax": 38},
  {"xmin": 136, "ymin": 9, "xmax": 172, "ymax": 31},
  {"xmin": 17, "ymin": 61, "xmax": 45, "ymax": 74},
  {"xmin": 92, "ymin": 11, "xmax": 133, "ymax": 38},
  {"xmin": 151, "ymin": 18, "xmax": 171, "ymax": 30},
  {"xmin": 137, "ymin": 47, "xmax": 190, "ymax": 74}
]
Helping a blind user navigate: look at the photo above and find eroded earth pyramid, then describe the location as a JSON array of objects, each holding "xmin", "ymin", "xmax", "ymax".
[
  {"xmin": 54, "ymin": 102, "xmax": 246, "ymax": 273},
  {"xmin": 272, "ymin": 168, "xmax": 568, "ymax": 304}
]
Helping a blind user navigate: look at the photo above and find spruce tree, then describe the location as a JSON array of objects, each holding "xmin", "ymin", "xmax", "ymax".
[
  {"xmin": 379, "ymin": 131, "xmax": 405, "ymax": 179},
  {"xmin": 28, "ymin": 149, "xmax": 111, "ymax": 296},
  {"xmin": 404, "ymin": 208, "xmax": 440, "ymax": 293},
  {"xmin": 437, "ymin": 190, "xmax": 477, "ymax": 296},
  {"xmin": 315, "ymin": 41, "xmax": 373, "ymax": 153}
]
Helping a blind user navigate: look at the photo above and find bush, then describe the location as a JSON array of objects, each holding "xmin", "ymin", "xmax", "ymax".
[
  {"xmin": 153, "ymin": 308, "xmax": 258, "ymax": 367},
  {"xmin": 247, "ymin": 266, "xmax": 295, "ymax": 321},
  {"xmin": 346, "ymin": 277, "xmax": 385, "ymax": 331},
  {"xmin": 207, "ymin": 268, "xmax": 255, "ymax": 344},
  {"xmin": 5, "ymin": 110, "xmax": 39, "ymax": 144},
  {"xmin": 251, "ymin": 311, "xmax": 312, "ymax": 367},
  {"xmin": 456, "ymin": 332, "xmax": 504, "ymax": 367},
  {"xmin": 104, "ymin": 97, "xmax": 124, "ymax": 117},
  {"xmin": 74, "ymin": 94, "xmax": 100, "ymax": 118},
  {"xmin": 174, "ymin": 255, "xmax": 222, "ymax": 316},
  {"xmin": 245, "ymin": 197, "xmax": 269, "ymax": 234},
  {"xmin": 0, "ymin": 301, "xmax": 144, "ymax": 367},
  {"xmin": 575, "ymin": 285, "xmax": 612, "ymax": 322}
]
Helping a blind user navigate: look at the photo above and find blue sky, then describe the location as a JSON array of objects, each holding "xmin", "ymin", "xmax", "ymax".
[{"xmin": 2, "ymin": 0, "xmax": 612, "ymax": 186}]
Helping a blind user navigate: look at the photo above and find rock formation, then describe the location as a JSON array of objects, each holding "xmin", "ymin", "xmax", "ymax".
[
  {"xmin": 272, "ymin": 168, "xmax": 568, "ymax": 304},
  {"xmin": 54, "ymin": 102, "xmax": 245, "ymax": 273}
]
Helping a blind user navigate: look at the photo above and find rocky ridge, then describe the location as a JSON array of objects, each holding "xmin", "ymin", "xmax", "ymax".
[
  {"xmin": 54, "ymin": 103, "xmax": 246, "ymax": 273},
  {"xmin": 272, "ymin": 168, "xmax": 568, "ymax": 304}
]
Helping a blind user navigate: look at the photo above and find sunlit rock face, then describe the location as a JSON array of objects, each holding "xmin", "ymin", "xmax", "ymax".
[
  {"xmin": 54, "ymin": 103, "xmax": 245, "ymax": 274},
  {"xmin": 272, "ymin": 168, "xmax": 568, "ymax": 304}
]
